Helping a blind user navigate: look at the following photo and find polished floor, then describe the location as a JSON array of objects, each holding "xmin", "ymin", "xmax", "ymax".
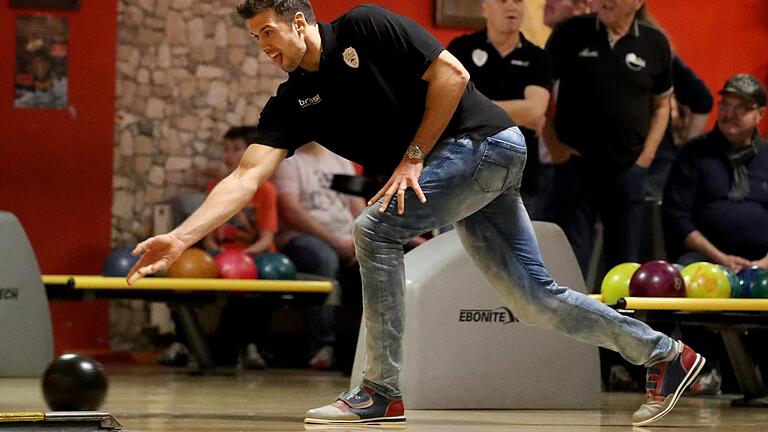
[{"xmin": 1, "ymin": 366, "xmax": 767, "ymax": 431}]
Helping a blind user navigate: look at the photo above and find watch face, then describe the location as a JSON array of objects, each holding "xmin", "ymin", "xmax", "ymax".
[{"xmin": 407, "ymin": 145, "xmax": 423, "ymax": 160}]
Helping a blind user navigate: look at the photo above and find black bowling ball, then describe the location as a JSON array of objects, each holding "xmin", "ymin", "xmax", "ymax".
[{"xmin": 42, "ymin": 353, "xmax": 108, "ymax": 411}]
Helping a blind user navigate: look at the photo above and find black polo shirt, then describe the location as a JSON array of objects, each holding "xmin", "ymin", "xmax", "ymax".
[
  {"xmin": 448, "ymin": 30, "xmax": 552, "ymax": 192},
  {"xmin": 547, "ymin": 14, "xmax": 672, "ymax": 171},
  {"xmin": 253, "ymin": 4, "xmax": 514, "ymax": 176}
]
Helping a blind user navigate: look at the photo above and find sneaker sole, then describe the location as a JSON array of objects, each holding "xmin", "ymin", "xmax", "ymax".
[
  {"xmin": 304, "ymin": 415, "xmax": 406, "ymax": 426},
  {"xmin": 632, "ymin": 354, "xmax": 706, "ymax": 427}
]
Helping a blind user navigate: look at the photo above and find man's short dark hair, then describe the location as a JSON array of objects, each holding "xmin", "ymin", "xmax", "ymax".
[
  {"xmin": 236, "ymin": 0, "xmax": 316, "ymax": 25},
  {"xmin": 224, "ymin": 126, "xmax": 259, "ymax": 144}
]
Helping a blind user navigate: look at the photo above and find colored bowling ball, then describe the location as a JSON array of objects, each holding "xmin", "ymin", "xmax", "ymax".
[
  {"xmin": 254, "ymin": 252, "xmax": 297, "ymax": 280},
  {"xmin": 102, "ymin": 247, "xmax": 140, "ymax": 277},
  {"xmin": 629, "ymin": 260, "xmax": 685, "ymax": 297},
  {"xmin": 720, "ymin": 266, "xmax": 743, "ymax": 298},
  {"xmin": 215, "ymin": 250, "xmax": 259, "ymax": 279},
  {"xmin": 682, "ymin": 262, "xmax": 731, "ymax": 298},
  {"xmin": 42, "ymin": 354, "xmax": 108, "ymax": 411},
  {"xmin": 737, "ymin": 266, "xmax": 768, "ymax": 298},
  {"xmin": 601, "ymin": 262, "xmax": 641, "ymax": 304},
  {"xmin": 168, "ymin": 248, "xmax": 219, "ymax": 278}
]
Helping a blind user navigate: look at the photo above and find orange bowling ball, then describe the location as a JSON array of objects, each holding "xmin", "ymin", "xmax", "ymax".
[{"xmin": 168, "ymin": 248, "xmax": 219, "ymax": 278}]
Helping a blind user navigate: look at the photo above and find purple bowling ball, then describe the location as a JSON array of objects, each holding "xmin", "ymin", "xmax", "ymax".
[{"xmin": 629, "ymin": 260, "xmax": 685, "ymax": 297}]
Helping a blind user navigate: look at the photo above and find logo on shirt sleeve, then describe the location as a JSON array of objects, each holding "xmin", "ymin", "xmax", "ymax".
[
  {"xmin": 625, "ymin": 53, "xmax": 647, "ymax": 71},
  {"xmin": 343, "ymin": 47, "xmax": 359, "ymax": 69},
  {"xmin": 472, "ymin": 49, "xmax": 488, "ymax": 67}
]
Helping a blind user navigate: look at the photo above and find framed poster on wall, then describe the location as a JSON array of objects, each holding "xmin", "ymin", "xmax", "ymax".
[
  {"xmin": 14, "ymin": 15, "xmax": 69, "ymax": 109},
  {"xmin": 435, "ymin": 0, "xmax": 484, "ymax": 28},
  {"xmin": 9, "ymin": 0, "xmax": 80, "ymax": 11}
]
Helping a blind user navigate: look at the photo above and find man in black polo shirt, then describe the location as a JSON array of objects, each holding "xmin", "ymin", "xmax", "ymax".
[
  {"xmin": 447, "ymin": 0, "xmax": 552, "ymax": 207},
  {"xmin": 545, "ymin": 0, "xmax": 672, "ymax": 276},
  {"xmin": 127, "ymin": 0, "xmax": 702, "ymax": 427}
]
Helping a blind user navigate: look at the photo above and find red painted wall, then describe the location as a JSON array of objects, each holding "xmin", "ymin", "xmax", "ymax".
[{"xmin": 0, "ymin": 2, "xmax": 117, "ymax": 274}]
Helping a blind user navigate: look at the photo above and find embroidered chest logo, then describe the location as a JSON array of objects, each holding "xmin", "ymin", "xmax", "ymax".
[
  {"xmin": 625, "ymin": 53, "xmax": 647, "ymax": 71},
  {"xmin": 298, "ymin": 94, "xmax": 322, "ymax": 108},
  {"xmin": 472, "ymin": 49, "xmax": 488, "ymax": 67},
  {"xmin": 578, "ymin": 48, "xmax": 599, "ymax": 58},
  {"xmin": 343, "ymin": 47, "xmax": 359, "ymax": 68},
  {"xmin": 510, "ymin": 59, "xmax": 530, "ymax": 67}
]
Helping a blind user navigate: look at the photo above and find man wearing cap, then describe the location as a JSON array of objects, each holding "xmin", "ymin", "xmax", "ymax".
[{"xmin": 663, "ymin": 74, "xmax": 768, "ymax": 272}]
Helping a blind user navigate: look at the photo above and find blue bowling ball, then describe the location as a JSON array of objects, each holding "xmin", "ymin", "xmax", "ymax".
[{"xmin": 102, "ymin": 247, "xmax": 140, "ymax": 277}]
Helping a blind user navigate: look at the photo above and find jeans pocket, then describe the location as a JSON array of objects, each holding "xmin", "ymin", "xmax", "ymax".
[
  {"xmin": 473, "ymin": 158, "xmax": 510, "ymax": 193},
  {"xmin": 472, "ymin": 135, "xmax": 525, "ymax": 192}
]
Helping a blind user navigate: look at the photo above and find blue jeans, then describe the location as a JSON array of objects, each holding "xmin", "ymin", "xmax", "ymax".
[{"xmin": 354, "ymin": 127, "xmax": 675, "ymax": 397}]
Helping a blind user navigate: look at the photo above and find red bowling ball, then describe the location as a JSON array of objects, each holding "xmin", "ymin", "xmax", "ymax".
[
  {"xmin": 629, "ymin": 260, "xmax": 685, "ymax": 297},
  {"xmin": 215, "ymin": 250, "xmax": 258, "ymax": 279}
]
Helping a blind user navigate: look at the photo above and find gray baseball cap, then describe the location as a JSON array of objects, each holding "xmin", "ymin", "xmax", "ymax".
[{"xmin": 719, "ymin": 74, "xmax": 767, "ymax": 107}]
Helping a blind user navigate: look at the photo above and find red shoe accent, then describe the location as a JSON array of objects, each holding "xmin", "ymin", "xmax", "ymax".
[
  {"xmin": 680, "ymin": 345, "xmax": 697, "ymax": 368},
  {"xmin": 385, "ymin": 400, "xmax": 405, "ymax": 417},
  {"xmin": 332, "ymin": 400, "xmax": 351, "ymax": 413}
]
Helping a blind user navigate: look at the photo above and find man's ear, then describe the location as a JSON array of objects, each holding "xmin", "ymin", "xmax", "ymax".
[{"xmin": 294, "ymin": 11, "xmax": 306, "ymax": 33}]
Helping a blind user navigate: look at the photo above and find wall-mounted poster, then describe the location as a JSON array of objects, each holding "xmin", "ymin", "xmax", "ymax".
[
  {"xmin": 435, "ymin": 0, "xmax": 484, "ymax": 28},
  {"xmin": 14, "ymin": 15, "xmax": 69, "ymax": 109}
]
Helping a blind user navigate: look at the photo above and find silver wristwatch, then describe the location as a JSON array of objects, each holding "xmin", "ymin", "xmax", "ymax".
[{"xmin": 405, "ymin": 145, "xmax": 424, "ymax": 161}]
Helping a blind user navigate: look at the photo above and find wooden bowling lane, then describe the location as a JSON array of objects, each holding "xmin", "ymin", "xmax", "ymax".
[{"xmin": 1, "ymin": 367, "xmax": 768, "ymax": 431}]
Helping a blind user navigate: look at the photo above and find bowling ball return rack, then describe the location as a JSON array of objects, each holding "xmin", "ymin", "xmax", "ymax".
[{"xmin": 44, "ymin": 275, "xmax": 333, "ymax": 376}]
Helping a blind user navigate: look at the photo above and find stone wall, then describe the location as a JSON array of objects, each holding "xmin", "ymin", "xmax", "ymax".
[{"xmin": 113, "ymin": 0, "xmax": 286, "ymax": 246}]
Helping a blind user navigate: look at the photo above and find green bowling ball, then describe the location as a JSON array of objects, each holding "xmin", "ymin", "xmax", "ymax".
[{"xmin": 601, "ymin": 262, "xmax": 640, "ymax": 304}]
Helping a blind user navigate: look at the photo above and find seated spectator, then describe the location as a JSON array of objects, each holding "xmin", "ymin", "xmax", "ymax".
[
  {"xmin": 272, "ymin": 142, "xmax": 367, "ymax": 370},
  {"xmin": 663, "ymin": 74, "xmax": 768, "ymax": 272},
  {"xmin": 161, "ymin": 126, "xmax": 278, "ymax": 370}
]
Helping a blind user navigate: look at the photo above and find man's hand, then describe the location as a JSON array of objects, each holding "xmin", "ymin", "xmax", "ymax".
[
  {"xmin": 635, "ymin": 152, "xmax": 655, "ymax": 169},
  {"xmin": 715, "ymin": 253, "xmax": 752, "ymax": 273},
  {"xmin": 368, "ymin": 158, "xmax": 427, "ymax": 215},
  {"xmin": 127, "ymin": 233, "xmax": 187, "ymax": 285},
  {"xmin": 549, "ymin": 141, "xmax": 581, "ymax": 165}
]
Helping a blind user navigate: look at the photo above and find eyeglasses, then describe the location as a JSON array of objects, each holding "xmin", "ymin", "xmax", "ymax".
[{"xmin": 718, "ymin": 100, "xmax": 758, "ymax": 116}]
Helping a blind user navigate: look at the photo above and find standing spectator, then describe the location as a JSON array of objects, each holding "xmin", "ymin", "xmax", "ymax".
[
  {"xmin": 448, "ymin": 0, "xmax": 552, "ymax": 210},
  {"xmin": 545, "ymin": 0, "xmax": 673, "ymax": 275}
]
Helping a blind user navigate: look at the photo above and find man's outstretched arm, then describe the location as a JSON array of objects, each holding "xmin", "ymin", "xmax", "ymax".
[{"xmin": 127, "ymin": 144, "xmax": 288, "ymax": 284}]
